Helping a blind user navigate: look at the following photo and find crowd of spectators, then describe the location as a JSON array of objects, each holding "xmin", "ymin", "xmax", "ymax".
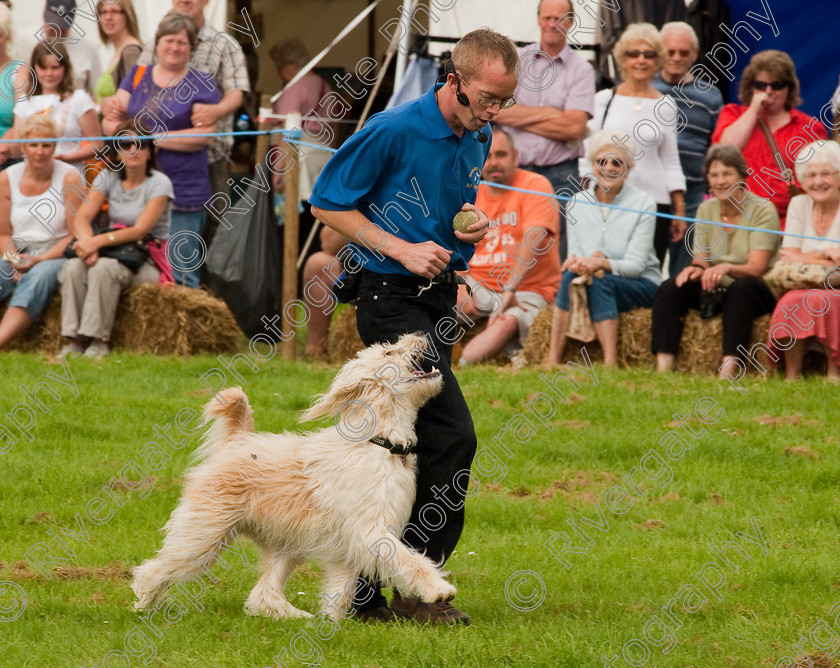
[
  {"xmin": 0, "ymin": 0, "xmax": 248, "ymax": 356},
  {"xmin": 492, "ymin": 0, "xmax": 839, "ymax": 381},
  {"xmin": 0, "ymin": 0, "xmax": 839, "ymax": 379}
]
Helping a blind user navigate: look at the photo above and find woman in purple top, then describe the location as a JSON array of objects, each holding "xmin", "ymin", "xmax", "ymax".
[{"xmin": 103, "ymin": 12, "xmax": 221, "ymax": 288}]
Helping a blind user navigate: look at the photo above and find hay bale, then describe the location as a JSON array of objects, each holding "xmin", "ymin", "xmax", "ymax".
[
  {"xmin": 112, "ymin": 284, "xmax": 242, "ymax": 355},
  {"xmin": 2, "ymin": 297, "xmax": 64, "ymax": 353},
  {"xmin": 328, "ymin": 306, "xmax": 365, "ymax": 364},
  {"xmin": 2, "ymin": 284, "xmax": 242, "ymax": 356},
  {"xmin": 518, "ymin": 306, "xmax": 774, "ymax": 375},
  {"xmin": 517, "ymin": 306, "xmax": 606, "ymax": 367},
  {"xmin": 327, "ymin": 306, "xmax": 494, "ymax": 365}
]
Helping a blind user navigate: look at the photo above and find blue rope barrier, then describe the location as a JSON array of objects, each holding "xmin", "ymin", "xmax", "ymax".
[
  {"xmin": 472, "ymin": 181, "xmax": 840, "ymax": 246},
  {"xmin": 284, "ymin": 137, "xmax": 840, "ymax": 247},
  {"xmin": 0, "ymin": 127, "xmax": 301, "ymax": 144}
]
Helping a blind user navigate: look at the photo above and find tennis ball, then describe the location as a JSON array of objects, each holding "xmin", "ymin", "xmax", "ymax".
[{"xmin": 453, "ymin": 210, "xmax": 479, "ymax": 233}]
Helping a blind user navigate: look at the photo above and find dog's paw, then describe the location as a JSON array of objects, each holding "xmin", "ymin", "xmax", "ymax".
[
  {"xmin": 245, "ymin": 597, "xmax": 313, "ymax": 620},
  {"xmin": 427, "ymin": 581, "xmax": 457, "ymax": 603}
]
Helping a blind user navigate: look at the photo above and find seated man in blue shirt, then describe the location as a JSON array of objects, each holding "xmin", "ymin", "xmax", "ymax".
[{"xmin": 310, "ymin": 28, "xmax": 519, "ymax": 625}]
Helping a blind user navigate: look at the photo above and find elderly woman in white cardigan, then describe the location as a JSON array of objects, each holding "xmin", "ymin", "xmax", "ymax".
[
  {"xmin": 546, "ymin": 129, "xmax": 662, "ymax": 366},
  {"xmin": 580, "ymin": 22, "xmax": 686, "ymax": 272}
]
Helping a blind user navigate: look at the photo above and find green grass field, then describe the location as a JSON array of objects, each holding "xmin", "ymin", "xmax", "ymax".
[{"xmin": 1, "ymin": 348, "xmax": 839, "ymax": 667}]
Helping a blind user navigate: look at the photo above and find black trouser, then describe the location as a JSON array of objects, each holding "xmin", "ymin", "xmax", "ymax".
[
  {"xmin": 352, "ymin": 270, "xmax": 477, "ymax": 610},
  {"xmin": 650, "ymin": 276, "xmax": 777, "ymax": 359},
  {"xmin": 654, "ymin": 203, "xmax": 673, "ymax": 270}
]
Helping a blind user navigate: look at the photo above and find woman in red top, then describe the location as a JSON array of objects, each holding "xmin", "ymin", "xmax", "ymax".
[{"xmin": 712, "ymin": 50, "xmax": 827, "ymax": 229}]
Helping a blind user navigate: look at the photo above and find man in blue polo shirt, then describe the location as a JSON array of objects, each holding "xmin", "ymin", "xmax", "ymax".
[{"xmin": 310, "ymin": 28, "xmax": 519, "ymax": 625}]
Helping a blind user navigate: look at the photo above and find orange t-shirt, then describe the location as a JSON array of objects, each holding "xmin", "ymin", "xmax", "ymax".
[{"xmin": 469, "ymin": 169, "xmax": 561, "ymax": 302}]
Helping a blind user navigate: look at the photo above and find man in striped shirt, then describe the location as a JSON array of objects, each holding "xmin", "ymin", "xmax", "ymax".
[{"xmin": 653, "ymin": 22, "xmax": 723, "ymax": 274}]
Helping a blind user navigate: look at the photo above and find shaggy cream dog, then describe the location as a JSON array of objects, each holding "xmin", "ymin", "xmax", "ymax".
[{"xmin": 133, "ymin": 332, "xmax": 456, "ymax": 620}]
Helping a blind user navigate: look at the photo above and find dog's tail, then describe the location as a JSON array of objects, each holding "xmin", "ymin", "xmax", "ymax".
[{"xmin": 195, "ymin": 387, "xmax": 255, "ymax": 461}]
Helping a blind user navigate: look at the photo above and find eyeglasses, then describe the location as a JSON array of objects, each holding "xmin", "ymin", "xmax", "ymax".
[
  {"xmin": 100, "ymin": 8, "xmax": 125, "ymax": 15},
  {"xmin": 598, "ymin": 157, "xmax": 625, "ymax": 170},
  {"xmin": 459, "ymin": 76, "xmax": 516, "ymax": 110},
  {"xmin": 752, "ymin": 80, "xmax": 790, "ymax": 91},
  {"xmin": 667, "ymin": 49, "xmax": 692, "ymax": 58},
  {"xmin": 802, "ymin": 169, "xmax": 840, "ymax": 181},
  {"xmin": 624, "ymin": 49, "xmax": 657, "ymax": 60}
]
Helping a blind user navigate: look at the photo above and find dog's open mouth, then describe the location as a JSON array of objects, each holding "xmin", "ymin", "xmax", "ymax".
[{"xmin": 408, "ymin": 366, "xmax": 441, "ymax": 381}]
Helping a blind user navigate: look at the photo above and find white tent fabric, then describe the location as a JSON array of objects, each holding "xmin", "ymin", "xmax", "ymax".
[
  {"xmin": 11, "ymin": 0, "xmax": 226, "ymax": 52},
  {"xmin": 428, "ymin": 0, "xmax": 540, "ymax": 54}
]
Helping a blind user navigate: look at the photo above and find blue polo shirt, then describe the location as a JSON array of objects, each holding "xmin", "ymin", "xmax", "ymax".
[{"xmin": 309, "ymin": 84, "xmax": 491, "ymax": 275}]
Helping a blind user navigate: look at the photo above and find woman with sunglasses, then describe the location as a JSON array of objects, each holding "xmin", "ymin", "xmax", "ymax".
[
  {"xmin": 57, "ymin": 119, "xmax": 173, "ymax": 359},
  {"xmin": 713, "ymin": 50, "xmax": 827, "ymax": 228},
  {"xmin": 546, "ymin": 129, "xmax": 662, "ymax": 367},
  {"xmin": 581, "ymin": 22, "xmax": 686, "ymax": 270},
  {"xmin": 650, "ymin": 145, "xmax": 780, "ymax": 378}
]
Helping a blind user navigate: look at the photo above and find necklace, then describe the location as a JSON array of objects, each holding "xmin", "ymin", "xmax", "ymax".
[
  {"xmin": 813, "ymin": 203, "xmax": 839, "ymax": 235},
  {"xmin": 635, "ymin": 98, "xmax": 642, "ymax": 112},
  {"xmin": 719, "ymin": 207, "xmax": 741, "ymax": 234}
]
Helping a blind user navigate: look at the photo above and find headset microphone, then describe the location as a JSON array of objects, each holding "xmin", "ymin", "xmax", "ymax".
[{"xmin": 445, "ymin": 60, "xmax": 488, "ymax": 143}]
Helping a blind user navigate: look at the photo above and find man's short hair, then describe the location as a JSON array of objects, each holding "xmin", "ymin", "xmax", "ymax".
[
  {"xmin": 537, "ymin": 0, "xmax": 574, "ymax": 22},
  {"xmin": 451, "ymin": 28, "xmax": 518, "ymax": 82},
  {"xmin": 270, "ymin": 39, "xmax": 311, "ymax": 69},
  {"xmin": 660, "ymin": 22, "xmax": 699, "ymax": 50},
  {"xmin": 492, "ymin": 126, "xmax": 516, "ymax": 151}
]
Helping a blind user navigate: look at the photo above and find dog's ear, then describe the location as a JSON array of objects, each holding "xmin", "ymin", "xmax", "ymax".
[{"xmin": 301, "ymin": 376, "xmax": 369, "ymax": 422}]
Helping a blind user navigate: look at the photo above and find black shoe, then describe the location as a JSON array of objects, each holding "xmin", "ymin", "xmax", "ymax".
[
  {"xmin": 354, "ymin": 605, "xmax": 397, "ymax": 622},
  {"xmin": 390, "ymin": 594, "xmax": 471, "ymax": 625}
]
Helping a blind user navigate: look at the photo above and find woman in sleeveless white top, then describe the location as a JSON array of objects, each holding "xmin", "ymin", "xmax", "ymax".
[{"xmin": 0, "ymin": 115, "xmax": 84, "ymax": 348}]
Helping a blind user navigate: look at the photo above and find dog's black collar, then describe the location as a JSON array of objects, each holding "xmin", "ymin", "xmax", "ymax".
[{"xmin": 370, "ymin": 436, "xmax": 413, "ymax": 456}]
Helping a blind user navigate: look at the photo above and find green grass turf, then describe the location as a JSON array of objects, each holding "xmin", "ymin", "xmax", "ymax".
[{"xmin": 1, "ymin": 349, "xmax": 838, "ymax": 667}]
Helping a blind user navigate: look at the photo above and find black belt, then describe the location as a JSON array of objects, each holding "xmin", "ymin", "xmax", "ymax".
[{"xmin": 362, "ymin": 269, "xmax": 462, "ymax": 289}]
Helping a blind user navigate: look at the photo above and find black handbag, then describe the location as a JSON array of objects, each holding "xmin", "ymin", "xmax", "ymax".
[
  {"xmin": 699, "ymin": 286, "xmax": 727, "ymax": 319},
  {"xmin": 64, "ymin": 224, "xmax": 151, "ymax": 273}
]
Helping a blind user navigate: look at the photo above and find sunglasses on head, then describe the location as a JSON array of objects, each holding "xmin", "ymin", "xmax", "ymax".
[
  {"xmin": 624, "ymin": 49, "xmax": 657, "ymax": 60},
  {"xmin": 667, "ymin": 49, "xmax": 691, "ymax": 58},
  {"xmin": 752, "ymin": 80, "xmax": 789, "ymax": 91}
]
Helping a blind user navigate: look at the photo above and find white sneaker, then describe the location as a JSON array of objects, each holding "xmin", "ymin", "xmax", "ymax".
[
  {"xmin": 84, "ymin": 341, "xmax": 110, "ymax": 359},
  {"xmin": 58, "ymin": 341, "xmax": 85, "ymax": 358}
]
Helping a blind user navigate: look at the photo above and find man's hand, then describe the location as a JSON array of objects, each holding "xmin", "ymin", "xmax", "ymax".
[
  {"xmin": 670, "ymin": 218, "xmax": 687, "ymax": 242},
  {"xmin": 399, "ymin": 240, "xmax": 452, "ymax": 279},
  {"xmin": 101, "ymin": 95, "xmax": 127, "ymax": 123},
  {"xmin": 191, "ymin": 103, "xmax": 223, "ymax": 129},
  {"xmin": 825, "ymin": 247, "xmax": 840, "ymax": 265},
  {"xmin": 453, "ymin": 203, "xmax": 489, "ymax": 244}
]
